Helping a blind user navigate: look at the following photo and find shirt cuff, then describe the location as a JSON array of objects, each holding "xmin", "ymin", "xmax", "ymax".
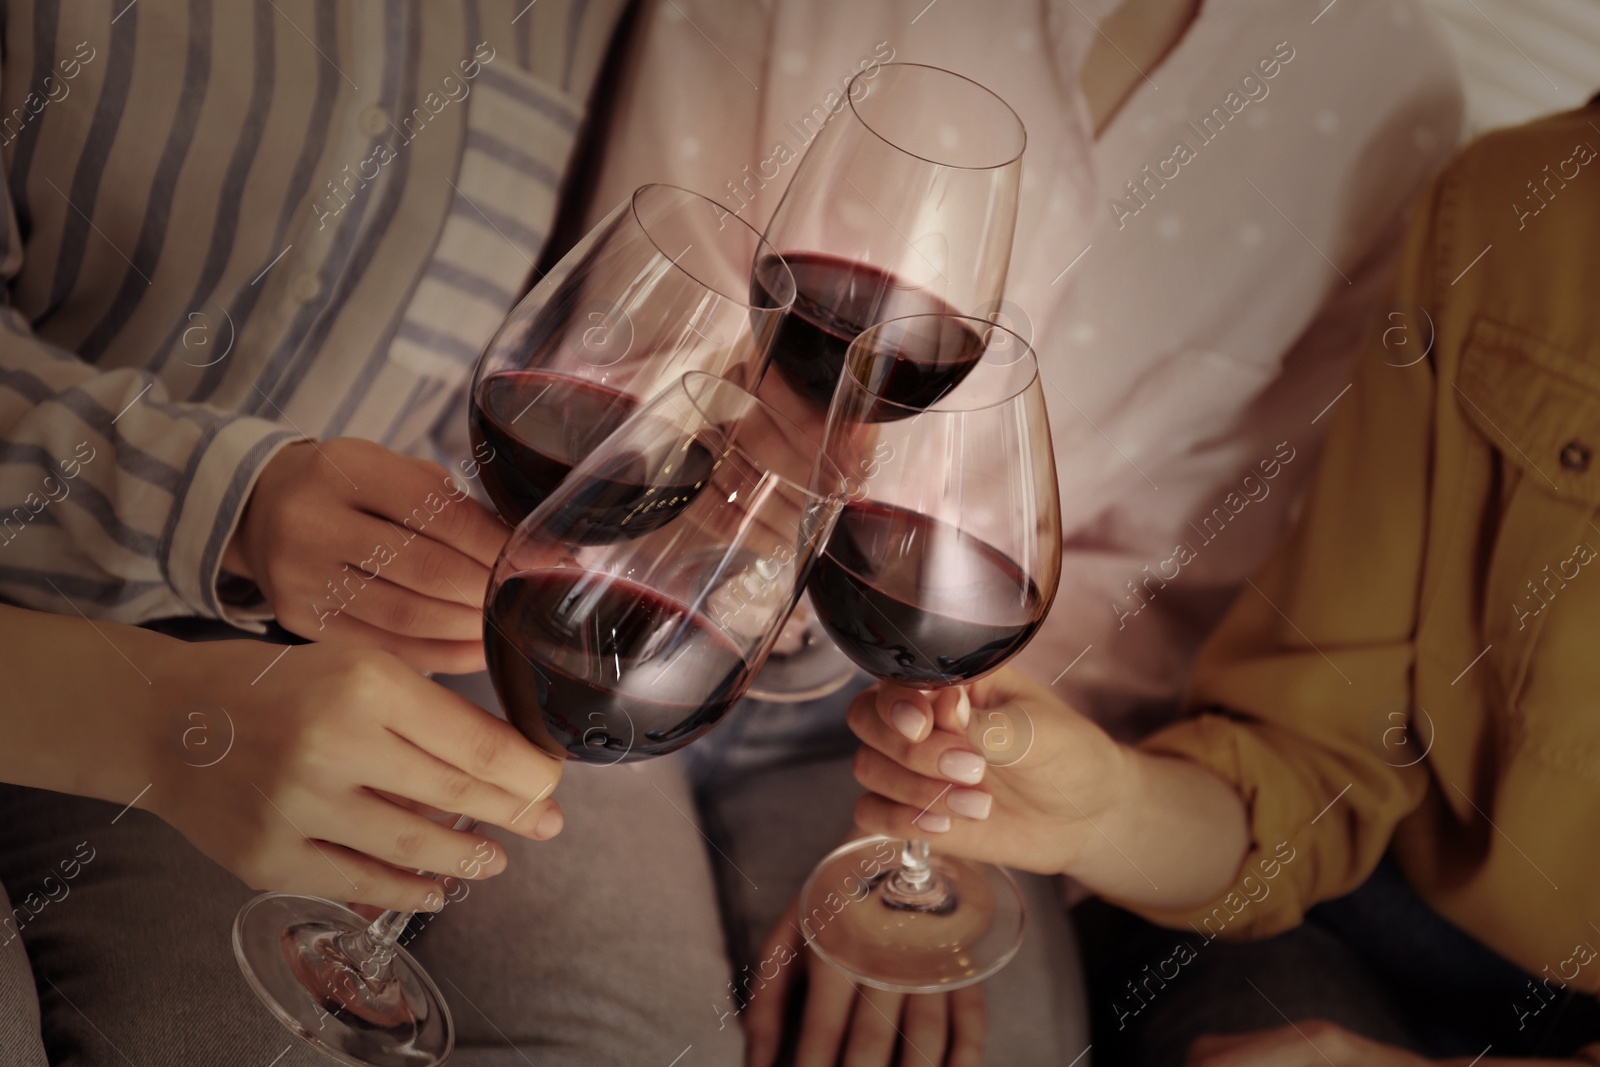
[{"xmin": 161, "ymin": 417, "xmax": 304, "ymax": 630}]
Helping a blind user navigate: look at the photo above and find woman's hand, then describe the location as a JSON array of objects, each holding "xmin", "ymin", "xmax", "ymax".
[
  {"xmin": 743, "ymin": 899, "xmax": 985, "ymax": 1067},
  {"xmin": 143, "ymin": 638, "xmax": 564, "ymax": 911},
  {"xmin": 846, "ymin": 668, "xmax": 1125, "ymax": 876},
  {"xmin": 847, "ymin": 668, "xmax": 1251, "ymax": 909},
  {"xmin": 223, "ymin": 438, "xmax": 509, "ymax": 675}
]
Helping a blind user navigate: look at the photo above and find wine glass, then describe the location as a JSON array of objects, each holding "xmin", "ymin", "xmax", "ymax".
[
  {"xmin": 233, "ymin": 373, "xmax": 843, "ymax": 1066},
  {"xmin": 746, "ymin": 62, "xmax": 1026, "ymax": 701},
  {"xmin": 484, "ymin": 370, "xmax": 844, "ymax": 763},
  {"xmin": 468, "ymin": 182, "xmax": 796, "ymax": 525},
  {"xmin": 796, "ymin": 314, "xmax": 1061, "ymax": 993}
]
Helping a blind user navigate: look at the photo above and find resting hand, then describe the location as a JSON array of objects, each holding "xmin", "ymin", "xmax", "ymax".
[
  {"xmin": 224, "ymin": 438, "xmax": 509, "ymax": 674},
  {"xmin": 743, "ymin": 898, "xmax": 985, "ymax": 1067}
]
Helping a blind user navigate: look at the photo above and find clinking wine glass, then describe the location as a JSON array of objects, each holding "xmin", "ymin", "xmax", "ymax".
[
  {"xmin": 232, "ymin": 373, "xmax": 843, "ymax": 1066},
  {"xmin": 483, "ymin": 371, "xmax": 844, "ymax": 764},
  {"xmin": 797, "ymin": 314, "xmax": 1061, "ymax": 993},
  {"xmin": 468, "ymin": 182, "xmax": 796, "ymax": 525},
  {"xmin": 745, "ymin": 62, "xmax": 1026, "ymax": 702}
]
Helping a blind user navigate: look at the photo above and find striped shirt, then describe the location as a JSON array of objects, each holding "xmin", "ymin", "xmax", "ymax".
[{"xmin": 0, "ymin": 0, "xmax": 625, "ymax": 625}]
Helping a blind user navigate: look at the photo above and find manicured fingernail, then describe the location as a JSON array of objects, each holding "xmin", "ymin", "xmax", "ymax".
[
  {"xmin": 913, "ymin": 812, "xmax": 952, "ymax": 833},
  {"xmin": 891, "ymin": 701, "xmax": 925, "ymax": 741},
  {"xmin": 954, "ymin": 687, "xmax": 971, "ymax": 730},
  {"xmin": 533, "ymin": 806, "xmax": 564, "ymax": 839},
  {"xmin": 946, "ymin": 789, "xmax": 992, "ymax": 820},
  {"xmin": 938, "ymin": 749, "xmax": 986, "ymax": 785}
]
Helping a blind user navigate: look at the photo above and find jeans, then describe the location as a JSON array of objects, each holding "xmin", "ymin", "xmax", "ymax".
[{"xmin": 1083, "ymin": 856, "xmax": 1600, "ymax": 1066}]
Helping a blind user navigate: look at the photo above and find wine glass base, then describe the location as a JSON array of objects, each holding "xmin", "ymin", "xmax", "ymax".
[
  {"xmin": 798, "ymin": 836, "xmax": 1026, "ymax": 993},
  {"xmin": 234, "ymin": 893, "xmax": 453, "ymax": 1067}
]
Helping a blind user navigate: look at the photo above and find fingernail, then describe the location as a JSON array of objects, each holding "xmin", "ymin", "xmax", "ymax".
[
  {"xmin": 946, "ymin": 789, "xmax": 992, "ymax": 820},
  {"xmin": 891, "ymin": 701, "xmax": 925, "ymax": 742},
  {"xmin": 533, "ymin": 806, "xmax": 564, "ymax": 839},
  {"xmin": 938, "ymin": 749, "xmax": 986, "ymax": 785},
  {"xmin": 954, "ymin": 687, "xmax": 971, "ymax": 730},
  {"xmin": 913, "ymin": 812, "xmax": 952, "ymax": 833}
]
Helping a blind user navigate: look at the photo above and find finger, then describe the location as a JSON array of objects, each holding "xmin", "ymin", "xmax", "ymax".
[
  {"xmin": 793, "ymin": 957, "xmax": 859, "ymax": 1067},
  {"xmin": 359, "ymin": 458, "xmax": 510, "ymax": 570},
  {"xmin": 853, "ymin": 793, "xmax": 1003, "ymax": 858},
  {"xmin": 1185, "ymin": 1027, "xmax": 1313, "ymax": 1067},
  {"xmin": 850, "ymin": 694, "xmax": 989, "ymax": 787},
  {"xmin": 1189, "ymin": 1032, "xmax": 1264, "ymax": 1057},
  {"xmin": 745, "ymin": 919, "xmax": 805, "ymax": 1067},
  {"xmin": 946, "ymin": 985, "xmax": 986, "ymax": 1067},
  {"xmin": 330, "ymin": 793, "xmax": 509, "ymax": 881},
  {"xmin": 841, "ymin": 986, "xmax": 902, "ymax": 1066},
  {"xmin": 293, "ymin": 839, "xmax": 448, "ymax": 912},
  {"xmin": 386, "ymin": 679, "xmax": 564, "ymax": 809},
  {"xmin": 874, "ymin": 684, "xmax": 934, "ymax": 743},
  {"xmin": 309, "ymin": 610, "xmax": 487, "ymax": 674},
  {"xmin": 350, "ymin": 513, "xmax": 493, "ymax": 607},
  {"xmin": 384, "ymin": 748, "xmax": 565, "ymax": 841},
  {"xmin": 896, "ymin": 993, "xmax": 948, "ymax": 1067},
  {"xmin": 928, "ymin": 686, "xmax": 971, "ymax": 736},
  {"xmin": 853, "ymin": 748, "xmax": 991, "ymax": 824},
  {"xmin": 337, "ymin": 576, "xmax": 485, "ymax": 642}
]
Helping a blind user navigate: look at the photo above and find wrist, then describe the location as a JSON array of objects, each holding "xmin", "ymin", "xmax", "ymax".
[
  {"xmin": 129, "ymin": 633, "xmax": 244, "ymax": 820},
  {"xmin": 58, "ymin": 624, "xmax": 179, "ymax": 810},
  {"xmin": 1054, "ymin": 740, "xmax": 1140, "ymax": 878}
]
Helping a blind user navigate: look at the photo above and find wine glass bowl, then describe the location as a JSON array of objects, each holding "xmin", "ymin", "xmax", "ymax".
[
  {"xmin": 469, "ymin": 183, "xmax": 796, "ymax": 524},
  {"xmin": 746, "ymin": 63, "xmax": 1025, "ymax": 701},
  {"xmin": 484, "ymin": 371, "xmax": 846, "ymax": 765},
  {"xmin": 754, "ymin": 63, "xmax": 1024, "ymax": 412}
]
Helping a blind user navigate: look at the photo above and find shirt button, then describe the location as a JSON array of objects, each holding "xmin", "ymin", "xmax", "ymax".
[
  {"xmin": 291, "ymin": 273, "xmax": 323, "ymax": 303},
  {"xmin": 1560, "ymin": 440, "xmax": 1592, "ymax": 472},
  {"xmin": 359, "ymin": 105, "xmax": 390, "ymax": 138}
]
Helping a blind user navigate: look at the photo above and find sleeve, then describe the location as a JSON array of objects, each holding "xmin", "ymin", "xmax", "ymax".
[
  {"xmin": 1119, "ymin": 169, "xmax": 1448, "ymax": 938},
  {"xmin": 0, "ymin": 163, "xmax": 301, "ymax": 627}
]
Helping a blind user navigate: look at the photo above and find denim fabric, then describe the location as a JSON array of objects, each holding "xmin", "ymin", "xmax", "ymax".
[{"xmin": 1085, "ymin": 856, "xmax": 1600, "ymax": 1067}]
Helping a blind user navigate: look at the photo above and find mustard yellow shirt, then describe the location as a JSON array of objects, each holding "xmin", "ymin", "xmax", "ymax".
[{"xmin": 1133, "ymin": 102, "xmax": 1600, "ymax": 1003}]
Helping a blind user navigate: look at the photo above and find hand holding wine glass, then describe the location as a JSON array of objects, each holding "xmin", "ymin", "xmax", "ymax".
[{"xmin": 845, "ymin": 669, "xmax": 1125, "ymax": 876}]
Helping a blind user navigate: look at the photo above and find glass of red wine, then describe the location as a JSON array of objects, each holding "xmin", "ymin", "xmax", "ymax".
[
  {"xmin": 232, "ymin": 372, "xmax": 843, "ymax": 1067},
  {"xmin": 746, "ymin": 62, "xmax": 1025, "ymax": 701},
  {"xmin": 797, "ymin": 313, "xmax": 1061, "ymax": 994},
  {"xmin": 469, "ymin": 182, "xmax": 796, "ymax": 525},
  {"xmin": 484, "ymin": 370, "xmax": 844, "ymax": 764}
]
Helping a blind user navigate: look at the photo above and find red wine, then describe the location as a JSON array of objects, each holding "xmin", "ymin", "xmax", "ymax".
[
  {"xmin": 752, "ymin": 252, "xmax": 986, "ymax": 415},
  {"xmin": 468, "ymin": 370, "xmax": 639, "ymax": 524},
  {"xmin": 485, "ymin": 569, "xmax": 752, "ymax": 762},
  {"xmin": 537, "ymin": 430, "xmax": 718, "ymax": 545},
  {"xmin": 807, "ymin": 502, "xmax": 1044, "ymax": 686}
]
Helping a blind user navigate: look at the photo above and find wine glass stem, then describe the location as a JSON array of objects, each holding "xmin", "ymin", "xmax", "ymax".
[
  {"xmin": 899, "ymin": 838, "xmax": 934, "ymax": 893},
  {"xmin": 345, "ymin": 814, "xmax": 478, "ymax": 980}
]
